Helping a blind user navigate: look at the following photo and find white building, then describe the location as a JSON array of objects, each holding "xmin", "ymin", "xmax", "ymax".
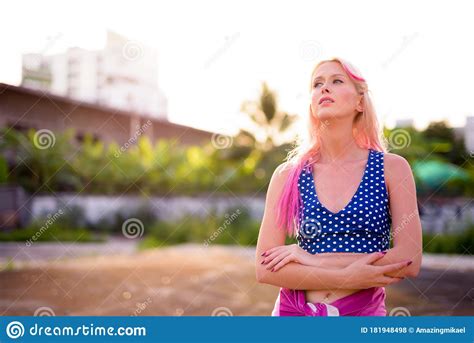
[
  {"xmin": 395, "ymin": 118, "xmax": 414, "ymax": 128},
  {"xmin": 21, "ymin": 31, "xmax": 168, "ymax": 120},
  {"xmin": 465, "ymin": 116, "xmax": 474, "ymax": 154}
]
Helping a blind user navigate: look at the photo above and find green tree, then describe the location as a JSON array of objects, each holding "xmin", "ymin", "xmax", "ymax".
[{"xmin": 238, "ymin": 81, "xmax": 298, "ymax": 153}]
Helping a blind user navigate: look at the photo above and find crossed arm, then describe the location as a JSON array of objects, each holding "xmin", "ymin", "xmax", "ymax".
[{"xmin": 256, "ymin": 154, "xmax": 422, "ymax": 290}]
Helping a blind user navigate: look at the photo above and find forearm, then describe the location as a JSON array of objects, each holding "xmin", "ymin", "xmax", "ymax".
[
  {"xmin": 372, "ymin": 247, "xmax": 420, "ymax": 277},
  {"xmin": 305, "ymin": 252, "xmax": 362, "ymax": 269},
  {"xmin": 257, "ymin": 261, "xmax": 347, "ymax": 290},
  {"xmin": 306, "ymin": 248, "xmax": 413, "ymax": 278}
]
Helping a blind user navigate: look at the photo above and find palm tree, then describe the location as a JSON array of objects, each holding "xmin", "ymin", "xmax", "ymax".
[{"xmin": 238, "ymin": 81, "xmax": 298, "ymax": 152}]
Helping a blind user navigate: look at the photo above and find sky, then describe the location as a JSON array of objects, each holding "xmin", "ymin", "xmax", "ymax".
[{"xmin": 1, "ymin": 0, "xmax": 473, "ymax": 137}]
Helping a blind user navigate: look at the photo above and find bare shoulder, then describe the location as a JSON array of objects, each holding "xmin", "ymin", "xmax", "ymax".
[
  {"xmin": 383, "ymin": 152, "xmax": 414, "ymax": 192},
  {"xmin": 384, "ymin": 152, "xmax": 412, "ymax": 172},
  {"xmin": 266, "ymin": 162, "xmax": 292, "ymax": 195}
]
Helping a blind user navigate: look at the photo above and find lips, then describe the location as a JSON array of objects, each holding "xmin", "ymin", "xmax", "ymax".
[{"xmin": 319, "ymin": 96, "xmax": 335, "ymax": 105}]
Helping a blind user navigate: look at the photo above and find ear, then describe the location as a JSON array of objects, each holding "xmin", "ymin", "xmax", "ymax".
[{"xmin": 356, "ymin": 94, "xmax": 364, "ymax": 113}]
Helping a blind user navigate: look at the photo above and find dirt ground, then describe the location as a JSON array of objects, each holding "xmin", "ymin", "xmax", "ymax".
[{"xmin": 1, "ymin": 243, "xmax": 472, "ymax": 316}]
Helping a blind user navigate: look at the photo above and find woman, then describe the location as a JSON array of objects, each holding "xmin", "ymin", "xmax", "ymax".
[{"xmin": 255, "ymin": 57, "xmax": 423, "ymax": 316}]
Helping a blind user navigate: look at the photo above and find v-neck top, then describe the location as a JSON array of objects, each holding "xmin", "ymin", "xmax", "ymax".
[{"xmin": 296, "ymin": 149, "xmax": 392, "ymax": 254}]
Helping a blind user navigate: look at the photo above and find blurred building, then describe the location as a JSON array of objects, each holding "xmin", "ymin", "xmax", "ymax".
[
  {"xmin": 395, "ymin": 118, "xmax": 414, "ymax": 128},
  {"xmin": 465, "ymin": 116, "xmax": 474, "ymax": 154},
  {"xmin": 21, "ymin": 30, "xmax": 168, "ymax": 120},
  {"xmin": 0, "ymin": 83, "xmax": 216, "ymax": 147}
]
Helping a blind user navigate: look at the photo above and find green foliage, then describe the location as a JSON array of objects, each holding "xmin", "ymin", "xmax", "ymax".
[
  {"xmin": 422, "ymin": 225, "xmax": 474, "ymax": 254},
  {"xmin": 0, "ymin": 156, "xmax": 8, "ymax": 184},
  {"xmin": 0, "ymin": 127, "xmax": 81, "ymax": 192},
  {"xmin": 238, "ymin": 81, "xmax": 298, "ymax": 152},
  {"xmin": 0, "ymin": 115, "xmax": 472, "ymax": 199},
  {"xmin": 0, "ymin": 223, "xmax": 100, "ymax": 242},
  {"xmin": 384, "ymin": 124, "xmax": 474, "ymax": 196},
  {"xmin": 0, "ymin": 204, "xmax": 105, "ymax": 242},
  {"xmin": 0, "ymin": 127, "xmax": 289, "ymax": 195},
  {"xmin": 138, "ymin": 206, "xmax": 262, "ymax": 250},
  {"xmin": 1, "ymin": 257, "xmax": 15, "ymax": 271},
  {"xmin": 90, "ymin": 204, "xmax": 159, "ymax": 234}
]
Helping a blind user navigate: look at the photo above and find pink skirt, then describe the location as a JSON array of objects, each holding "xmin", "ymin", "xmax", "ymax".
[{"xmin": 271, "ymin": 287, "xmax": 387, "ymax": 316}]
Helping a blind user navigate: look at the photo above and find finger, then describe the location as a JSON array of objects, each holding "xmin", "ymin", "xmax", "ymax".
[
  {"xmin": 263, "ymin": 247, "xmax": 288, "ymax": 263},
  {"xmin": 266, "ymin": 251, "xmax": 291, "ymax": 270},
  {"xmin": 380, "ymin": 261, "xmax": 411, "ymax": 274},
  {"xmin": 273, "ymin": 255, "xmax": 293, "ymax": 272},
  {"xmin": 365, "ymin": 251, "xmax": 387, "ymax": 264},
  {"xmin": 263, "ymin": 245, "xmax": 287, "ymax": 257},
  {"xmin": 263, "ymin": 246, "xmax": 287, "ymax": 260},
  {"xmin": 379, "ymin": 276, "xmax": 404, "ymax": 286}
]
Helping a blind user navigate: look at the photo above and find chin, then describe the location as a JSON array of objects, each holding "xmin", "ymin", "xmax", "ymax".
[{"xmin": 314, "ymin": 110, "xmax": 338, "ymax": 121}]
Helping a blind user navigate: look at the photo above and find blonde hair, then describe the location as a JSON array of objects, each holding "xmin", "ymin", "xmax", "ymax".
[{"xmin": 274, "ymin": 57, "xmax": 389, "ymax": 237}]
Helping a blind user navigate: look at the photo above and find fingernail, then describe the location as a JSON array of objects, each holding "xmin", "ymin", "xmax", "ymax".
[
  {"xmin": 261, "ymin": 252, "xmax": 266, "ymax": 256},
  {"xmin": 407, "ymin": 261, "xmax": 413, "ymax": 266},
  {"xmin": 381, "ymin": 251, "xmax": 387, "ymax": 255},
  {"xmin": 271, "ymin": 267, "xmax": 275, "ymax": 272}
]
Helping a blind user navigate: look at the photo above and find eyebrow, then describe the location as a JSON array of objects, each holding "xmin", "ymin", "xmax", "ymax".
[{"xmin": 313, "ymin": 73, "xmax": 346, "ymax": 82}]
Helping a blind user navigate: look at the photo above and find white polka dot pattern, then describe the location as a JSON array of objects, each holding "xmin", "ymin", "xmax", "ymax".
[{"xmin": 296, "ymin": 149, "xmax": 391, "ymax": 254}]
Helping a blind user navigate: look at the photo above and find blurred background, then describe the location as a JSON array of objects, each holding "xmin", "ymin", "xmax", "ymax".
[{"xmin": 0, "ymin": 0, "xmax": 473, "ymax": 317}]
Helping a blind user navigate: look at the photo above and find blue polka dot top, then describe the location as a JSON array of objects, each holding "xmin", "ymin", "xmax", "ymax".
[{"xmin": 296, "ymin": 148, "xmax": 391, "ymax": 254}]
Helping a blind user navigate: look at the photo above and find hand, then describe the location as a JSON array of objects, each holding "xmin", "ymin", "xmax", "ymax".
[
  {"xmin": 341, "ymin": 252, "xmax": 411, "ymax": 289},
  {"xmin": 260, "ymin": 244, "xmax": 313, "ymax": 272}
]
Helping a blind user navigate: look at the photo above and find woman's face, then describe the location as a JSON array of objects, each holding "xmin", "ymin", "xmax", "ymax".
[{"xmin": 310, "ymin": 61, "xmax": 363, "ymax": 121}]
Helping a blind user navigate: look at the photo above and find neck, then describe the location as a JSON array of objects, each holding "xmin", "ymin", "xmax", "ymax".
[{"xmin": 317, "ymin": 117, "xmax": 367, "ymax": 163}]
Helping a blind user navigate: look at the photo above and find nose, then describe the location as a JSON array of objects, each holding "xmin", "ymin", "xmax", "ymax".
[{"xmin": 321, "ymin": 82, "xmax": 331, "ymax": 93}]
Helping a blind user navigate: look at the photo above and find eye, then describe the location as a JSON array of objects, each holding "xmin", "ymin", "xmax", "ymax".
[{"xmin": 313, "ymin": 79, "xmax": 344, "ymax": 88}]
